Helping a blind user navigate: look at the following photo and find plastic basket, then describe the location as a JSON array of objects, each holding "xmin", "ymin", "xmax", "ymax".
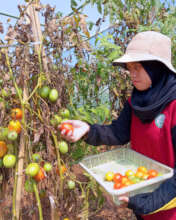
[{"xmin": 79, "ymin": 147, "xmax": 174, "ymax": 205}]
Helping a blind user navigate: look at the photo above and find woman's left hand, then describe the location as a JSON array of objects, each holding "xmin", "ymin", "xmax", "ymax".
[{"xmin": 118, "ymin": 195, "xmax": 129, "ymax": 203}]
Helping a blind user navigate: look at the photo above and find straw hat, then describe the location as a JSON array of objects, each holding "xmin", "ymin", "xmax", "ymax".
[{"xmin": 113, "ymin": 31, "xmax": 176, "ymax": 73}]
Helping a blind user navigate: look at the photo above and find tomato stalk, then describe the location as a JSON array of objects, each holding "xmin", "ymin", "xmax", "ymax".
[
  {"xmin": 33, "ymin": 181, "xmax": 43, "ymax": 220},
  {"xmin": 51, "ymin": 132, "xmax": 64, "ymax": 199}
]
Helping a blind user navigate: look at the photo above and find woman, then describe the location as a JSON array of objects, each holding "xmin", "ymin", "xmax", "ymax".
[{"xmin": 60, "ymin": 31, "xmax": 176, "ymax": 220}]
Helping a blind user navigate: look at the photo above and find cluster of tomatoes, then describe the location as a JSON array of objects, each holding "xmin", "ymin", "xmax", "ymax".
[
  {"xmin": 0, "ymin": 108, "xmax": 23, "ymax": 169},
  {"xmin": 39, "ymin": 85, "xmax": 59, "ymax": 102},
  {"xmin": 105, "ymin": 166, "xmax": 159, "ymax": 190}
]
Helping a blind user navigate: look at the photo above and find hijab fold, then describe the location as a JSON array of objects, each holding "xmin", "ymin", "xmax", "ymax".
[{"xmin": 131, "ymin": 61, "xmax": 176, "ymax": 123}]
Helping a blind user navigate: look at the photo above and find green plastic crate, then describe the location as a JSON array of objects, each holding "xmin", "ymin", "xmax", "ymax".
[{"xmin": 79, "ymin": 147, "xmax": 174, "ymax": 205}]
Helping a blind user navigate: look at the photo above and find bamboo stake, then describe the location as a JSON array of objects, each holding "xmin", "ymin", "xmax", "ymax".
[{"xmin": 26, "ymin": 1, "xmax": 50, "ymax": 82}]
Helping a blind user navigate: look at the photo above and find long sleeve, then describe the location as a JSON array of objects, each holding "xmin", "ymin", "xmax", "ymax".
[{"xmin": 85, "ymin": 101, "xmax": 131, "ymax": 146}]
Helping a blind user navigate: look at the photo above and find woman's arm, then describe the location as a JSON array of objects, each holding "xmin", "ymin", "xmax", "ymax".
[{"xmin": 85, "ymin": 101, "xmax": 132, "ymax": 146}]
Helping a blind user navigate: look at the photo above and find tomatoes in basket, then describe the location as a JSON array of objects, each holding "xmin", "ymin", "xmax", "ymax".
[
  {"xmin": 114, "ymin": 181, "xmax": 123, "ymax": 190},
  {"xmin": 137, "ymin": 166, "xmax": 148, "ymax": 174},
  {"xmin": 148, "ymin": 169, "xmax": 158, "ymax": 179},
  {"xmin": 113, "ymin": 173, "xmax": 123, "ymax": 183},
  {"xmin": 8, "ymin": 120, "xmax": 22, "ymax": 134},
  {"xmin": 11, "ymin": 108, "xmax": 22, "ymax": 120},
  {"xmin": 59, "ymin": 122, "xmax": 73, "ymax": 135},
  {"xmin": 105, "ymin": 171, "xmax": 114, "ymax": 181}
]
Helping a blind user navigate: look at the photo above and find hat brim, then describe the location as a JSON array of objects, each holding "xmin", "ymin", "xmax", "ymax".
[{"xmin": 113, "ymin": 53, "xmax": 176, "ymax": 73}]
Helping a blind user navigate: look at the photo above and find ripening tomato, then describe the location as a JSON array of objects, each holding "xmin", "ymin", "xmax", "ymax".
[
  {"xmin": 123, "ymin": 180, "xmax": 133, "ymax": 187},
  {"xmin": 59, "ymin": 123, "xmax": 73, "ymax": 135},
  {"xmin": 8, "ymin": 120, "xmax": 22, "ymax": 134},
  {"xmin": 3, "ymin": 154, "xmax": 16, "ymax": 168},
  {"xmin": 11, "ymin": 108, "xmax": 22, "ymax": 120},
  {"xmin": 137, "ymin": 166, "xmax": 148, "ymax": 174},
  {"xmin": 59, "ymin": 109, "xmax": 70, "ymax": 118},
  {"xmin": 113, "ymin": 173, "xmax": 123, "ymax": 183},
  {"xmin": 135, "ymin": 171, "xmax": 144, "ymax": 179},
  {"xmin": 148, "ymin": 169, "xmax": 158, "ymax": 178},
  {"xmin": 26, "ymin": 163, "xmax": 40, "ymax": 177},
  {"xmin": 114, "ymin": 181, "xmax": 123, "ymax": 190},
  {"xmin": 121, "ymin": 176, "xmax": 129, "ymax": 184},
  {"xmin": 34, "ymin": 167, "xmax": 46, "ymax": 182},
  {"xmin": 0, "ymin": 141, "xmax": 8, "ymax": 158},
  {"xmin": 56, "ymin": 165, "xmax": 67, "ymax": 175},
  {"xmin": 43, "ymin": 162, "xmax": 52, "ymax": 172}
]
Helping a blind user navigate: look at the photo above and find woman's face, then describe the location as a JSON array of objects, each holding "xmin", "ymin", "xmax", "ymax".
[{"xmin": 126, "ymin": 62, "xmax": 152, "ymax": 91}]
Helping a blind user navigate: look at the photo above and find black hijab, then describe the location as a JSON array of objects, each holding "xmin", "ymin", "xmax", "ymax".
[{"xmin": 131, "ymin": 61, "xmax": 176, "ymax": 123}]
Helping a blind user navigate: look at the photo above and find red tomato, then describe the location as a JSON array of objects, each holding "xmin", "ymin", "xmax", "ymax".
[
  {"xmin": 34, "ymin": 167, "xmax": 46, "ymax": 182},
  {"xmin": 137, "ymin": 166, "xmax": 148, "ymax": 174},
  {"xmin": 0, "ymin": 141, "xmax": 8, "ymax": 158},
  {"xmin": 11, "ymin": 108, "xmax": 22, "ymax": 120},
  {"xmin": 114, "ymin": 181, "xmax": 123, "ymax": 190},
  {"xmin": 113, "ymin": 173, "xmax": 123, "ymax": 182},
  {"xmin": 60, "ymin": 123, "xmax": 73, "ymax": 135},
  {"xmin": 148, "ymin": 169, "xmax": 158, "ymax": 178}
]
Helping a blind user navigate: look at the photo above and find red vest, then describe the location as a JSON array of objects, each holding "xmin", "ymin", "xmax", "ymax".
[{"xmin": 130, "ymin": 100, "xmax": 176, "ymax": 220}]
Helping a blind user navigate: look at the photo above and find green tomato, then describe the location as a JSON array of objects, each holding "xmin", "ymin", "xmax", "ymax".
[
  {"xmin": 3, "ymin": 154, "xmax": 16, "ymax": 168},
  {"xmin": 49, "ymin": 89, "xmax": 59, "ymax": 102},
  {"xmin": 32, "ymin": 153, "xmax": 41, "ymax": 163},
  {"xmin": 131, "ymin": 177, "xmax": 141, "ymax": 184},
  {"xmin": 50, "ymin": 115, "xmax": 62, "ymax": 126},
  {"xmin": 26, "ymin": 163, "xmax": 40, "ymax": 177},
  {"xmin": 43, "ymin": 162, "xmax": 52, "ymax": 172},
  {"xmin": 39, "ymin": 86, "xmax": 50, "ymax": 99},
  {"xmin": 7, "ymin": 131, "xmax": 18, "ymax": 141},
  {"xmin": 67, "ymin": 180, "xmax": 75, "ymax": 189},
  {"xmin": 1, "ymin": 89, "xmax": 8, "ymax": 97},
  {"xmin": 0, "ymin": 79, "xmax": 3, "ymax": 86},
  {"xmin": 24, "ymin": 179, "xmax": 34, "ymax": 193},
  {"xmin": 0, "ymin": 159, "xmax": 3, "ymax": 168},
  {"xmin": 59, "ymin": 109, "xmax": 70, "ymax": 118},
  {"xmin": 58, "ymin": 141, "xmax": 68, "ymax": 154}
]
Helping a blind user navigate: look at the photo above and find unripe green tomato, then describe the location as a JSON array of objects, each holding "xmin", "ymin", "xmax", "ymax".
[
  {"xmin": 26, "ymin": 163, "xmax": 40, "ymax": 177},
  {"xmin": 7, "ymin": 131, "xmax": 18, "ymax": 141},
  {"xmin": 1, "ymin": 89, "xmax": 8, "ymax": 97},
  {"xmin": 32, "ymin": 153, "xmax": 41, "ymax": 163},
  {"xmin": 24, "ymin": 179, "xmax": 34, "ymax": 193},
  {"xmin": 58, "ymin": 141, "xmax": 68, "ymax": 154},
  {"xmin": 43, "ymin": 162, "xmax": 52, "ymax": 172},
  {"xmin": 59, "ymin": 108, "xmax": 70, "ymax": 118},
  {"xmin": 49, "ymin": 89, "xmax": 58, "ymax": 102},
  {"xmin": 67, "ymin": 180, "xmax": 75, "ymax": 189},
  {"xmin": 3, "ymin": 154, "xmax": 16, "ymax": 168},
  {"xmin": 39, "ymin": 86, "xmax": 50, "ymax": 99}
]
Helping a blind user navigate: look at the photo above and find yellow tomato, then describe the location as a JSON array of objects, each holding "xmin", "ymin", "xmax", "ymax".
[
  {"xmin": 135, "ymin": 171, "xmax": 144, "ymax": 179},
  {"xmin": 8, "ymin": 120, "xmax": 22, "ymax": 134},
  {"xmin": 137, "ymin": 166, "xmax": 148, "ymax": 173},
  {"xmin": 105, "ymin": 171, "xmax": 114, "ymax": 181},
  {"xmin": 125, "ymin": 169, "xmax": 135, "ymax": 177}
]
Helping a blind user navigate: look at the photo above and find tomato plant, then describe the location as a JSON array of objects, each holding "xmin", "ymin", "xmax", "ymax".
[
  {"xmin": 56, "ymin": 165, "xmax": 67, "ymax": 175},
  {"xmin": 8, "ymin": 120, "xmax": 22, "ymax": 134},
  {"xmin": 24, "ymin": 179, "xmax": 34, "ymax": 193},
  {"xmin": 0, "ymin": 127, "xmax": 9, "ymax": 141},
  {"xmin": 34, "ymin": 167, "xmax": 46, "ymax": 182},
  {"xmin": 48, "ymin": 89, "xmax": 58, "ymax": 102},
  {"xmin": 3, "ymin": 154, "xmax": 16, "ymax": 168},
  {"xmin": 58, "ymin": 141, "xmax": 68, "ymax": 154},
  {"xmin": 11, "ymin": 108, "xmax": 22, "ymax": 120},
  {"xmin": 0, "ymin": 141, "xmax": 8, "ymax": 158},
  {"xmin": 26, "ymin": 163, "xmax": 40, "ymax": 177},
  {"xmin": 59, "ymin": 123, "xmax": 73, "ymax": 135}
]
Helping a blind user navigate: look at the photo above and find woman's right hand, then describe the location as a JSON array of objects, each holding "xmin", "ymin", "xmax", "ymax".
[{"xmin": 58, "ymin": 120, "xmax": 90, "ymax": 143}]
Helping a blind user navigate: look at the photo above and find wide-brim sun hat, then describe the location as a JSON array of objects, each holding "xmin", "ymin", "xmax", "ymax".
[{"xmin": 113, "ymin": 31, "xmax": 176, "ymax": 73}]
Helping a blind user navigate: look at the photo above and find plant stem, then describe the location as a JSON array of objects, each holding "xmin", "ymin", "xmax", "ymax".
[
  {"xmin": 33, "ymin": 181, "xmax": 43, "ymax": 220},
  {"xmin": 51, "ymin": 132, "xmax": 64, "ymax": 199}
]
